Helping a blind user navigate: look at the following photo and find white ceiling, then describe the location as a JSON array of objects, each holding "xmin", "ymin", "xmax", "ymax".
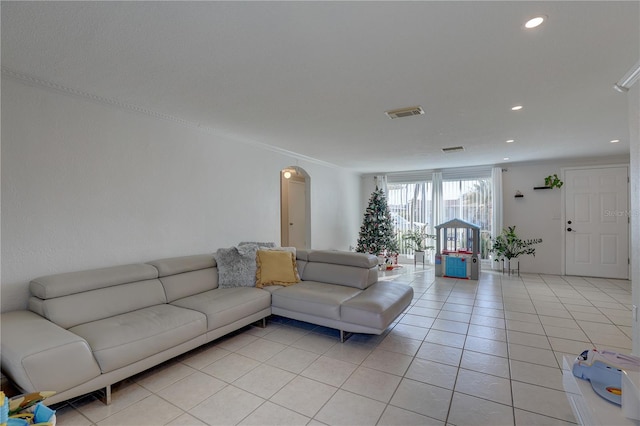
[{"xmin": 2, "ymin": 1, "xmax": 638, "ymax": 173}]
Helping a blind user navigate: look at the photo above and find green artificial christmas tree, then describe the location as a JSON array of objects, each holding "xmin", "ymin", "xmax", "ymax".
[{"xmin": 356, "ymin": 187, "xmax": 399, "ymax": 255}]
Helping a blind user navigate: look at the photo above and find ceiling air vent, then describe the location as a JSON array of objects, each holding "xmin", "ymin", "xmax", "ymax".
[
  {"xmin": 442, "ymin": 146, "xmax": 465, "ymax": 153},
  {"xmin": 385, "ymin": 106, "xmax": 424, "ymax": 119}
]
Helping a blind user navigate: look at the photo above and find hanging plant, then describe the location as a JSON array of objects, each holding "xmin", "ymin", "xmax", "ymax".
[{"xmin": 544, "ymin": 174, "xmax": 563, "ymax": 189}]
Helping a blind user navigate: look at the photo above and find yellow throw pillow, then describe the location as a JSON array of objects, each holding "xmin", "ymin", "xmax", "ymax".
[{"xmin": 256, "ymin": 249, "xmax": 300, "ymax": 288}]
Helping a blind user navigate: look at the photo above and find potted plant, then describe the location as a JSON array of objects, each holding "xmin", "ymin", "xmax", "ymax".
[
  {"xmin": 490, "ymin": 226, "xmax": 542, "ymax": 275},
  {"xmin": 403, "ymin": 225, "xmax": 436, "ymax": 264},
  {"xmin": 544, "ymin": 174, "xmax": 563, "ymax": 189}
]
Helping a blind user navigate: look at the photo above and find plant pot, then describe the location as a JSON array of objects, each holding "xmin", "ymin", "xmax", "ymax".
[
  {"xmin": 414, "ymin": 250, "xmax": 425, "ymax": 266},
  {"xmin": 502, "ymin": 258, "xmax": 519, "ymax": 276}
]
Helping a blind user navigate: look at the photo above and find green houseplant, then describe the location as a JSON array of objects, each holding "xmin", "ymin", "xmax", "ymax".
[
  {"xmin": 403, "ymin": 226, "xmax": 436, "ymax": 252},
  {"xmin": 544, "ymin": 174, "xmax": 563, "ymax": 189},
  {"xmin": 490, "ymin": 226, "xmax": 542, "ymax": 273}
]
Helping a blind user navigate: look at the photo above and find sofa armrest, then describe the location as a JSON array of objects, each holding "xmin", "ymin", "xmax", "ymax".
[{"xmin": 0, "ymin": 311, "xmax": 101, "ymax": 393}]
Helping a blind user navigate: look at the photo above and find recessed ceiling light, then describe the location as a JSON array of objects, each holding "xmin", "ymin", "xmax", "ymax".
[
  {"xmin": 506, "ymin": 139, "xmax": 515, "ymax": 143},
  {"xmin": 511, "ymin": 105, "xmax": 523, "ymax": 111},
  {"xmin": 610, "ymin": 139, "xmax": 620, "ymax": 143},
  {"xmin": 503, "ymin": 157, "xmax": 510, "ymax": 161},
  {"xmin": 525, "ymin": 16, "xmax": 545, "ymax": 29}
]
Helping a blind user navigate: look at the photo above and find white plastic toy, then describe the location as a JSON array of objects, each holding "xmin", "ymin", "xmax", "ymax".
[{"xmin": 572, "ymin": 349, "xmax": 640, "ymax": 405}]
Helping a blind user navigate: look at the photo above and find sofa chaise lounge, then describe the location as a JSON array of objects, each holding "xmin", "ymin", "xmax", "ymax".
[{"xmin": 0, "ymin": 249, "xmax": 413, "ymax": 406}]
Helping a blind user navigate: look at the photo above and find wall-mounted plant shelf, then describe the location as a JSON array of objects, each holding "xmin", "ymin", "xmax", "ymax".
[{"xmin": 533, "ymin": 186, "xmax": 552, "ymax": 190}]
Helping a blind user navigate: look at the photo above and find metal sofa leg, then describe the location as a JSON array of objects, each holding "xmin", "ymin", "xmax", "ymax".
[
  {"xmin": 99, "ymin": 384, "xmax": 112, "ymax": 405},
  {"xmin": 339, "ymin": 330, "xmax": 353, "ymax": 343}
]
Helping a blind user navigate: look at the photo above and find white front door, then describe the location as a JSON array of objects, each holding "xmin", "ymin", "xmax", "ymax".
[{"xmin": 564, "ymin": 166, "xmax": 629, "ymax": 278}]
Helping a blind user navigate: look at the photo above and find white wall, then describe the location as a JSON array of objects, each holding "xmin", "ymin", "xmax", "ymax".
[
  {"xmin": 628, "ymin": 84, "xmax": 639, "ymax": 356},
  {"xmin": 1, "ymin": 78, "xmax": 361, "ymax": 312},
  {"xmin": 361, "ymin": 175, "xmax": 378, "ymax": 219},
  {"xmin": 501, "ymin": 162, "xmax": 564, "ymax": 274},
  {"xmin": 502, "ymin": 156, "xmax": 630, "ymax": 274}
]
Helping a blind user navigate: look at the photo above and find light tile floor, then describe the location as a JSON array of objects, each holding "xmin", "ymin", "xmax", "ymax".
[{"xmin": 52, "ymin": 266, "xmax": 634, "ymax": 425}]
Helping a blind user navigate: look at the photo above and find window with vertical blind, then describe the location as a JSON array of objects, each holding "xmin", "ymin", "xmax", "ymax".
[
  {"xmin": 442, "ymin": 176, "xmax": 492, "ymax": 259},
  {"xmin": 387, "ymin": 181, "xmax": 433, "ymax": 254},
  {"xmin": 385, "ymin": 167, "xmax": 493, "ymax": 259}
]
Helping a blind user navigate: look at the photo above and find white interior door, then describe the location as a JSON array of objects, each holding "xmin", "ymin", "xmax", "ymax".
[
  {"xmin": 288, "ymin": 180, "xmax": 306, "ymax": 249},
  {"xmin": 565, "ymin": 166, "xmax": 629, "ymax": 278}
]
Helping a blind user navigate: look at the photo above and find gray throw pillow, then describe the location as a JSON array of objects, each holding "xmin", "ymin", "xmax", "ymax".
[{"xmin": 215, "ymin": 244, "xmax": 259, "ymax": 288}]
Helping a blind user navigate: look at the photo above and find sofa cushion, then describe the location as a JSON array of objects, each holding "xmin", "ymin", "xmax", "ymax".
[
  {"xmin": 29, "ymin": 279, "xmax": 167, "ymax": 329},
  {"xmin": 149, "ymin": 254, "xmax": 219, "ymax": 302},
  {"xmin": 340, "ymin": 282, "xmax": 414, "ymax": 330},
  {"xmin": 148, "ymin": 254, "xmax": 216, "ymax": 276},
  {"xmin": 301, "ymin": 262, "xmax": 378, "ymax": 290},
  {"xmin": 171, "ymin": 287, "xmax": 271, "ymax": 331},
  {"xmin": 295, "ymin": 250, "xmax": 310, "ymax": 261},
  {"xmin": 271, "ymin": 281, "xmax": 362, "ymax": 321},
  {"xmin": 295, "ymin": 250, "xmax": 309, "ymax": 277},
  {"xmin": 260, "ymin": 285, "xmax": 284, "ymax": 294},
  {"xmin": 156, "ymin": 268, "xmax": 218, "ymax": 303},
  {"xmin": 307, "ymin": 250, "xmax": 377, "ymax": 269},
  {"xmin": 255, "ymin": 250, "xmax": 300, "ymax": 288},
  {"xmin": 30, "ymin": 263, "xmax": 158, "ymax": 299},
  {"xmin": 215, "ymin": 245, "xmax": 259, "ymax": 288},
  {"xmin": 295, "ymin": 260, "xmax": 308, "ymax": 278},
  {"xmin": 69, "ymin": 304, "xmax": 206, "ymax": 373}
]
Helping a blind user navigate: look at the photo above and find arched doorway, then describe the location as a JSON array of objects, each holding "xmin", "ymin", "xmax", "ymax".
[{"xmin": 280, "ymin": 166, "xmax": 310, "ymax": 249}]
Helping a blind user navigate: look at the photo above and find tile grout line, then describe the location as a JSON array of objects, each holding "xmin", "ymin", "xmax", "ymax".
[{"xmin": 53, "ymin": 267, "xmax": 632, "ymax": 425}]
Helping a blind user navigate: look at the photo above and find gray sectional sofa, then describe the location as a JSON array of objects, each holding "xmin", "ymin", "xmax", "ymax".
[{"xmin": 0, "ymin": 249, "xmax": 413, "ymax": 406}]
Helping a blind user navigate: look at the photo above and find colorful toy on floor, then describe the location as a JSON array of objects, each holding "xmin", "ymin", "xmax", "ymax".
[
  {"xmin": 572, "ymin": 349, "xmax": 640, "ymax": 405},
  {"xmin": 1, "ymin": 391, "xmax": 8, "ymax": 426},
  {"xmin": 0, "ymin": 392, "xmax": 56, "ymax": 426}
]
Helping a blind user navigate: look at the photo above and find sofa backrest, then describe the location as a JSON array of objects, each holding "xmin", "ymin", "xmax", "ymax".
[
  {"xmin": 300, "ymin": 250, "xmax": 378, "ymax": 290},
  {"xmin": 28, "ymin": 263, "xmax": 165, "ymax": 329},
  {"xmin": 295, "ymin": 249, "xmax": 309, "ymax": 277},
  {"xmin": 147, "ymin": 254, "xmax": 218, "ymax": 303}
]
